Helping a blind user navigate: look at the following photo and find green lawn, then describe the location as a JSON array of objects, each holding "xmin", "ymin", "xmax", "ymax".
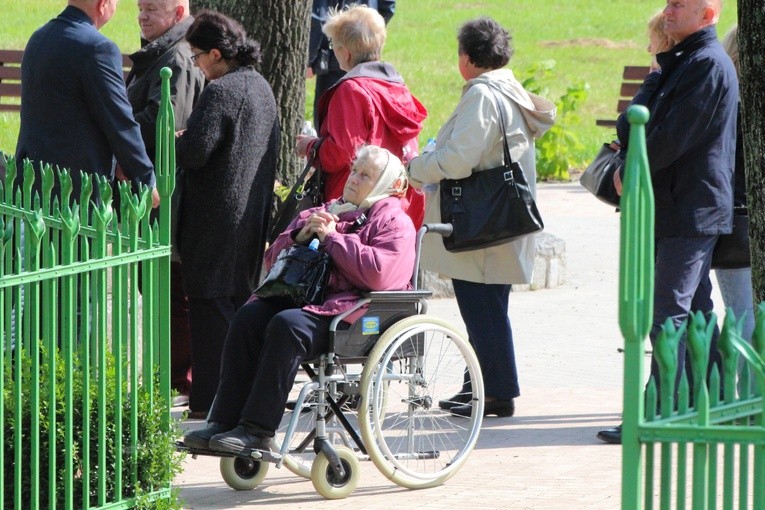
[{"xmin": 0, "ymin": 0, "xmax": 738, "ymax": 172}]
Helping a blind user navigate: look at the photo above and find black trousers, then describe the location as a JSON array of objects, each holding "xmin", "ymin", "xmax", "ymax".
[
  {"xmin": 208, "ymin": 299, "xmax": 332, "ymax": 433},
  {"xmin": 188, "ymin": 295, "xmax": 248, "ymax": 412}
]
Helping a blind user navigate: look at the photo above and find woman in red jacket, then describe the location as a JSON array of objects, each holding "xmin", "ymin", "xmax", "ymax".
[{"xmin": 296, "ymin": 4, "xmax": 427, "ymax": 229}]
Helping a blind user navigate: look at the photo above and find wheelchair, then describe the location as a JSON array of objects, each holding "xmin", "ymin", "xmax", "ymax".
[{"xmin": 180, "ymin": 224, "xmax": 485, "ymax": 500}]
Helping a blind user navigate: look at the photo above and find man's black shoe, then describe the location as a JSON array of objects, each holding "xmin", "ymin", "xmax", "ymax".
[
  {"xmin": 209, "ymin": 424, "xmax": 272, "ymax": 455},
  {"xmin": 596, "ymin": 425, "xmax": 622, "ymax": 444},
  {"xmin": 183, "ymin": 422, "xmax": 234, "ymax": 450}
]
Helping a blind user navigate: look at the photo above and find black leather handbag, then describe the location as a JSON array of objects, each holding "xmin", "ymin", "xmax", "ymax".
[
  {"xmin": 440, "ymin": 89, "xmax": 543, "ymax": 253},
  {"xmin": 268, "ymin": 139, "xmax": 324, "ymax": 244},
  {"xmin": 253, "ymin": 241, "xmax": 330, "ymax": 307},
  {"xmin": 580, "ymin": 143, "xmax": 622, "ymax": 207},
  {"xmin": 712, "ymin": 208, "xmax": 750, "ymax": 269}
]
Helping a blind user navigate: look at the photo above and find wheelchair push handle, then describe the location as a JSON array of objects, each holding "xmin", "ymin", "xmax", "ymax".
[
  {"xmin": 421, "ymin": 223, "xmax": 453, "ymax": 237},
  {"xmin": 412, "ymin": 223, "xmax": 453, "ymax": 290}
]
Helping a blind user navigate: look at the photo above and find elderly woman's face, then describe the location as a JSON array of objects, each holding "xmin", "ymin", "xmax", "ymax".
[{"xmin": 342, "ymin": 162, "xmax": 382, "ymax": 205}]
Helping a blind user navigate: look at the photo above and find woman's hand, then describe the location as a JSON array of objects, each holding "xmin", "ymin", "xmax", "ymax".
[
  {"xmin": 296, "ymin": 135, "xmax": 318, "ymax": 158},
  {"xmin": 295, "ymin": 211, "xmax": 339, "ymax": 243}
]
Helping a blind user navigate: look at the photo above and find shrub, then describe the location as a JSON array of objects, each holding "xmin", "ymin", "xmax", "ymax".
[
  {"xmin": 521, "ymin": 60, "xmax": 590, "ymax": 181},
  {"xmin": 3, "ymin": 347, "xmax": 184, "ymax": 509}
]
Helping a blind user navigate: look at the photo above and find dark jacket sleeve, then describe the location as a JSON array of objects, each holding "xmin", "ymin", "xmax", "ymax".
[
  {"xmin": 175, "ymin": 82, "xmax": 227, "ymax": 172},
  {"xmin": 644, "ymin": 57, "xmax": 727, "ymax": 176},
  {"xmin": 616, "ymin": 70, "xmax": 661, "ymax": 150},
  {"xmin": 374, "ymin": 0, "xmax": 395, "ymax": 23},
  {"xmin": 85, "ymin": 39, "xmax": 155, "ymax": 188},
  {"xmin": 134, "ymin": 52, "xmax": 198, "ymax": 153}
]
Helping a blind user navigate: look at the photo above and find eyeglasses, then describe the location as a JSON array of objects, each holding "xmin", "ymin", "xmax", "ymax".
[{"xmin": 190, "ymin": 50, "xmax": 209, "ymax": 62}]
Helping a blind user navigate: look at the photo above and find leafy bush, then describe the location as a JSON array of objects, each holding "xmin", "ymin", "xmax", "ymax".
[
  {"xmin": 3, "ymin": 347, "xmax": 184, "ymax": 509},
  {"xmin": 521, "ymin": 60, "xmax": 590, "ymax": 181}
]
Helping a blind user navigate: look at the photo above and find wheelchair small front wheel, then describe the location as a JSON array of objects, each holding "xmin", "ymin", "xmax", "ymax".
[
  {"xmin": 310, "ymin": 446, "xmax": 360, "ymax": 499},
  {"xmin": 220, "ymin": 456, "xmax": 269, "ymax": 491}
]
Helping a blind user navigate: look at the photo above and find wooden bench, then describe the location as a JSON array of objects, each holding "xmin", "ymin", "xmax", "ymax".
[
  {"xmin": 595, "ymin": 65, "xmax": 651, "ymax": 129},
  {"xmin": 0, "ymin": 49, "xmax": 134, "ymax": 113}
]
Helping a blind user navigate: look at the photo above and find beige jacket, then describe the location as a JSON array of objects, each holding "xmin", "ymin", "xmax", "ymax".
[{"xmin": 408, "ymin": 69, "xmax": 556, "ymax": 284}]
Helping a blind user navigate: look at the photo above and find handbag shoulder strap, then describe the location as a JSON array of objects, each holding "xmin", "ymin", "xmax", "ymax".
[
  {"xmin": 486, "ymin": 86, "xmax": 534, "ymax": 186},
  {"xmin": 486, "ymin": 87, "xmax": 514, "ymax": 167}
]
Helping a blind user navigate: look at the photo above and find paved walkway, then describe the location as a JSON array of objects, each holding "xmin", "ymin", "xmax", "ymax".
[{"xmin": 173, "ymin": 181, "xmax": 725, "ymax": 509}]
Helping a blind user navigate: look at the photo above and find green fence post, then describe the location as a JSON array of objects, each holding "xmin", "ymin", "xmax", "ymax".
[
  {"xmin": 619, "ymin": 104, "xmax": 653, "ymax": 510},
  {"xmin": 155, "ymin": 67, "xmax": 175, "ymax": 427}
]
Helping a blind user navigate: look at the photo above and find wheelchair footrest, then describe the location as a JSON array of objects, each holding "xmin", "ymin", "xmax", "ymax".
[{"xmin": 175, "ymin": 440, "xmax": 282, "ymax": 463}]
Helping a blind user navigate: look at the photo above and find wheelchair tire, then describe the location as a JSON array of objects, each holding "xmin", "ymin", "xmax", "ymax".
[
  {"xmin": 359, "ymin": 315, "xmax": 484, "ymax": 489},
  {"xmin": 310, "ymin": 446, "xmax": 360, "ymax": 499},
  {"xmin": 219, "ymin": 456, "xmax": 269, "ymax": 491}
]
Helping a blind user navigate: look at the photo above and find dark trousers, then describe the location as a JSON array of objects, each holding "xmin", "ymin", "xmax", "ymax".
[
  {"xmin": 650, "ymin": 235, "xmax": 723, "ymax": 396},
  {"xmin": 452, "ymin": 279, "xmax": 519, "ymax": 400},
  {"xmin": 188, "ymin": 295, "xmax": 248, "ymax": 412},
  {"xmin": 169, "ymin": 262, "xmax": 192, "ymax": 395},
  {"xmin": 208, "ymin": 299, "xmax": 332, "ymax": 433}
]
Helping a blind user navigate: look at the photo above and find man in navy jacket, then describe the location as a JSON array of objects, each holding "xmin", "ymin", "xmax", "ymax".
[
  {"xmin": 15, "ymin": 0, "xmax": 156, "ymax": 203},
  {"xmin": 599, "ymin": 0, "xmax": 738, "ymax": 444}
]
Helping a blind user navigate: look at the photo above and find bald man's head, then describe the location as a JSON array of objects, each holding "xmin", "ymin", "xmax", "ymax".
[{"xmin": 137, "ymin": 0, "xmax": 190, "ymax": 42}]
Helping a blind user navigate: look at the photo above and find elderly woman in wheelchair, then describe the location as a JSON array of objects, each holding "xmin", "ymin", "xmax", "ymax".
[
  {"xmin": 182, "ymin": 145, "xmax": 484, "ymax": 499},
  {"xmin": 184, "ymin": 144, "xmax": 416, "ymax": 452}
]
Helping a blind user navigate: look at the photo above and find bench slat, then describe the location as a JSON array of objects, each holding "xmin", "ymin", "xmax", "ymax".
[
  {"xmin": 0, "ymin": 67, "xmax": 21, "ymax": 80},
  {"xmin": 0, "ymin": 50, "xmax": 133, "ymax": 111},
  {"xmin": 597, "ymin": 65, "xmax": 653, "ymax": 127},
  {"xmin": 623, "ymin": 66, "xmax": 650, "ymax": 80}
]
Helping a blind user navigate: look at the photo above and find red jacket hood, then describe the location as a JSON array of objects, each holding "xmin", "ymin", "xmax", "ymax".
[{"xmin": 318, "ymin": 61, "xmax": 427, "ymax": 142}]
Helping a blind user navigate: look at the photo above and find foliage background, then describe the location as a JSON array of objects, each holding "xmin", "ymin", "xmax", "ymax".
[{"xmin": 0, "ymin": 0, "xmax": 738, "ymax": 172}]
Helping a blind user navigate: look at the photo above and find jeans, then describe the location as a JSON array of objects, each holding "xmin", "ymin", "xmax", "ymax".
[
  {"xmin": 452, "ymin": 279, "xmax": 519, "ymax": 400},
  {"xmin": 715, "ymin": 267, "xmax": 755, "ymax": 341}
]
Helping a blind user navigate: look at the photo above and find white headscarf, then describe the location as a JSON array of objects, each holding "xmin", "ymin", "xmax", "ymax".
[{"xmin": 328, "ymin": 145, "xmax": 408, "ymax": 215}]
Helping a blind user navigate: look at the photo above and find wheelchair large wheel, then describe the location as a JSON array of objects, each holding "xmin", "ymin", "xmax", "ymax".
[
  {"xmin": 310, "ymin": 445, "xmax": 360, "ymax": 499},
  {"xmin": 359, "ymin": 316, "xmax": 483, "ymax": 489},
  {"xmin": 220, "ymin": 456, "xmax": 269, "ymax": 491}
]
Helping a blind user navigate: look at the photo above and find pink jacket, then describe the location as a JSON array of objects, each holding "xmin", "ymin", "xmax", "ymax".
[{"xmin": 264, "ymin": 197, "xmax": 416, "ymax": 319}]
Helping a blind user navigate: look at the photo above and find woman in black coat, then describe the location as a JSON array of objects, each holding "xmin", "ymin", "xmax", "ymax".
[{"xmin": 176, "ymin": 10, "xmax": 280, "ymax": 416}]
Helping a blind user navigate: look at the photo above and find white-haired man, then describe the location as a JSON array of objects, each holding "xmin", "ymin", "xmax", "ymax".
[{"xmin": 125, "ymin": 0, "xmax": 205, "ymax": 408}]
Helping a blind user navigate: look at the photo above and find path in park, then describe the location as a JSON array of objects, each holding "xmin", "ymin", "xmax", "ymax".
[{"xmin": 173, "ymin": 181, "xmax": 726, "ymax": 509}]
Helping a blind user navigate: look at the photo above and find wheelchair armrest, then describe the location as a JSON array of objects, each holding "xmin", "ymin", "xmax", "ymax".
[{"xmin": 361, "ymin": 290, "xmax": 433, "ymax": 302}]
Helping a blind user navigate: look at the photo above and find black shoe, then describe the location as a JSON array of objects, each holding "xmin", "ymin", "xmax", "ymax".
[
  {"xmin": 451, "ymin": 399, "xmax": 514, "ymax": 418},
  {"xmin": 438, "ymin": 392, "xmax": 472, "ymax": 411},
  {"xmin": 209, "ymin": 425, "xmax": 272, "ymax": 455},
  {"xmin": 596, "ymin": 425, "xmax": 622, "ymax": 444},
  {"xmin": 183, "ymin": 422, "xmax": 234, "ymax": 450}
]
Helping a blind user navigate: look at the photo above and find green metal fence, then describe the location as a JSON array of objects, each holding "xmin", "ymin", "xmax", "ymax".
[
  {"xmin": 0, "ymin": 68, "xmax": 176, "ymax": 509},
  {"xmin": 620, "ymin": 105, "xmax": 765, "ymax": 509}
]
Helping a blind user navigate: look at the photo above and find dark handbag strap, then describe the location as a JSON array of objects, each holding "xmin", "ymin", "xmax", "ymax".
[
  {"xmin": 276, "ymin": 138, "xmax": 325, "ymax": 214},
  {"xmin": 485, "ymin": 87, "xmax": 533, "ymax": 188}
]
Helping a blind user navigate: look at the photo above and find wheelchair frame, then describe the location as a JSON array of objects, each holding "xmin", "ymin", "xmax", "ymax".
[{"xmin": 181, "ymin": 224, "xmax": 485, "ymax": 499}]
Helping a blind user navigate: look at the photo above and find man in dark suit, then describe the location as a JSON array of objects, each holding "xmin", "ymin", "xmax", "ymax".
[{"xmin": 15, "ymin": 0, "xmax": 157, "ymax": 204}]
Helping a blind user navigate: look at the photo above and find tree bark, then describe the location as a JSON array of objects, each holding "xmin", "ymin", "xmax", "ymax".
[
  {"xmin": 738, "ymin": 1, "xmax": 765, "ymax": 304},
  {"xmin": 191, "ymin": 0, "xmax": 311, "ymax": 184}
]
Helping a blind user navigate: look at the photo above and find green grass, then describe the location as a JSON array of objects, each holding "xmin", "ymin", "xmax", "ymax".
[{"xmin": 1, "ymin": 0, "xmax": 739, "ymax": 171}]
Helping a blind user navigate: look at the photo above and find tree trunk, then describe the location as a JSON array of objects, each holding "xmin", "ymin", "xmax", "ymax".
[
  {"xmin": 191, "ymin": 0, "xmax": 311, "ymax": 184},
  {"xmin": 738, "ymin": 1, "xmax": 765, "ymax": 304}
]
